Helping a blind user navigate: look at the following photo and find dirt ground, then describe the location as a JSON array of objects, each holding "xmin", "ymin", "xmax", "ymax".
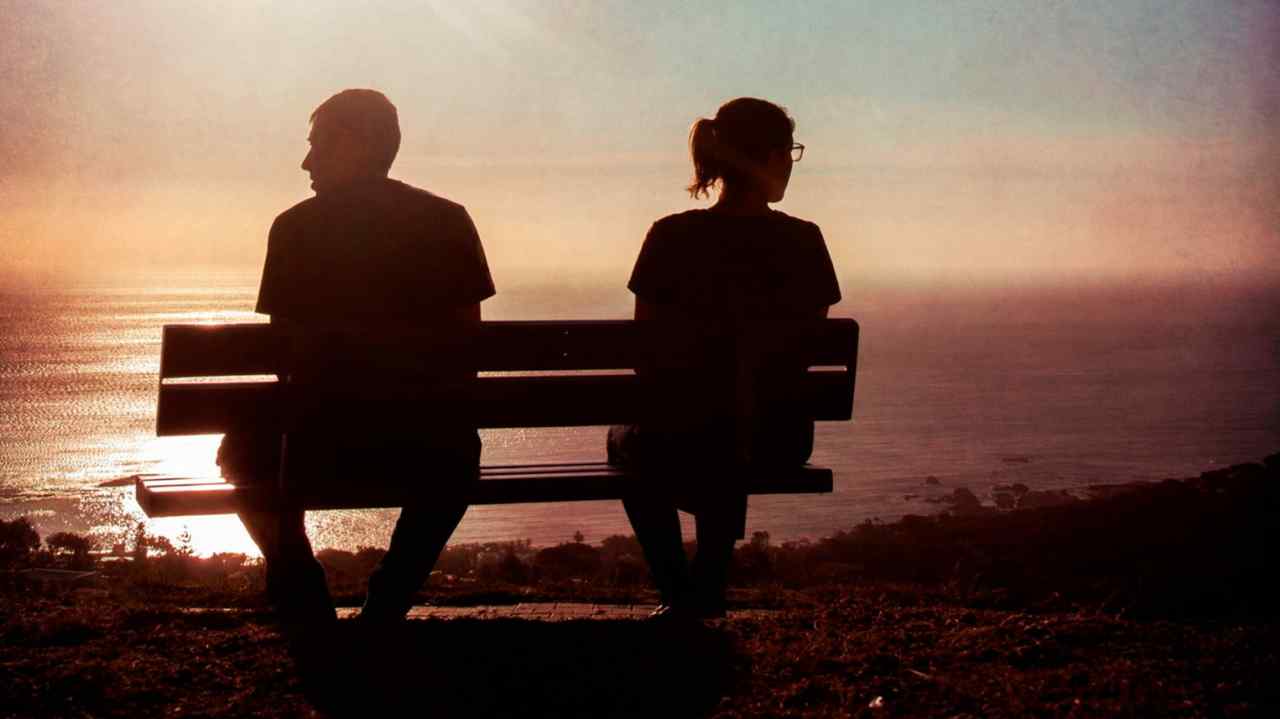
[{"xmin": 2, "ymin": 584, "xmax": 1276, "ymax": 718}]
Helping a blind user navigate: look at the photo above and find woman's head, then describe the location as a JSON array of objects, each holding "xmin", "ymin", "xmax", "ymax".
[{"xmin": 687, "ymin": 98, "xmax": 796, "ymax": 202}]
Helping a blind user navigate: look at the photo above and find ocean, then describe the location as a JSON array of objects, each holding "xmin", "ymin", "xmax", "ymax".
[{"xmin": 2, "ymin": 270, "xmax": 1277, "ymax": 556}]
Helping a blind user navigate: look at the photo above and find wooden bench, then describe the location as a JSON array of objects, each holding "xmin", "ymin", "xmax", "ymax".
[{"xmin": 135, "ymin": 319, "xmax": 858, "ymax": 518}]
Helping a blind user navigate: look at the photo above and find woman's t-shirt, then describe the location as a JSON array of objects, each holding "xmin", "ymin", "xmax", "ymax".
[
  {"xmin": 629, "ymin": 209, "xmax": 840, "ymax": 319},
  {"xmin": 624, "ymin": 209, "xmax": 841, "ymax": 466}
]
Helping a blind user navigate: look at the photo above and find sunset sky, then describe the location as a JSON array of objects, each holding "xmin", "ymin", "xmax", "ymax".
[{"xmin": 2, "ymin": 0, "xmax": 1277, "ymax": 286}]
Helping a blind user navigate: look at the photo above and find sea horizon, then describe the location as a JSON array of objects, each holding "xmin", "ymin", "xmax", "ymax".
[{"xmin": 2, "ymin": 269, "xmax": 1277, "ymax": 557}]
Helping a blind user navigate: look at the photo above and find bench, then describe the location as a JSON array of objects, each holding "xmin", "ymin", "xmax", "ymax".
[{"xmin": 135, "ymin": 319, "xmax": 858, "ymax": 518}]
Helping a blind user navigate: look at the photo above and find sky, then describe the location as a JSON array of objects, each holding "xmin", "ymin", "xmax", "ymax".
[{"xmin": 1, "ymin": 0, "xmax": 1277, "ymax": 287}]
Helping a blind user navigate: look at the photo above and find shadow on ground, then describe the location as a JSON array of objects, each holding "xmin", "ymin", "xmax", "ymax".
[{"xmin": 293, "ymin": 618, "xmax": 738, "ymax": 718}]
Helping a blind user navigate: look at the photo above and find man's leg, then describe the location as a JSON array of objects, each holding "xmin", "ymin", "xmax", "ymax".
[
  {"xmin": 362, "ymin": 497, "xmax": 469, "ymax": 620},
  {"xmin": 361, "ymin": 432, "xmax": 481, "ymax": 621},
  {"xmin": 222, "ymin": 431, "xmax": 334, "ymax": 625},
  {"xmin": 238, "ymin": 508, "xmax": 335, "ymax": 624}
]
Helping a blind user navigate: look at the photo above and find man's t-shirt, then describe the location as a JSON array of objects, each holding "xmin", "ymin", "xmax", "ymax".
[
  {"xmin": 257, "ymin": 178, "xmax": 494, "ymax": 321},
  {"xmin": 623, "ymin": 208, "xmax": 841, "ymax": 466},
  {"xmin": 249, "ymin": 178, "xmax": 495, "ymax": 471}
]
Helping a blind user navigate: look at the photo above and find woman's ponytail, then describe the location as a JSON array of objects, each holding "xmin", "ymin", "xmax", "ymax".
[
  {"xmin": 684, "ymin": 98, "xmax": 795, "ymax": 200},
  {"xmin": 686, "ymin": 117, "xmax": 720, "ymax": 199}
]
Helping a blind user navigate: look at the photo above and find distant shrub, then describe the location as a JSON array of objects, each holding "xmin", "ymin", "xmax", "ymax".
[
  {"xmin": 354, "ymin": 546, "xmax": 387, "ymax": 569},
  {"xmin": 533, "ymin": 542, "xmax": 603, "ymax": 581},
  {"xmin": 476, "ymin": 549, "xmax": 531, "ymax": 584},
  {"xmin": 599, "ymin": 534, "xmax": 643, "ymax": 562},
  {"xmin": 46, "ymin": 532, "xmax": 96, "ymax": 569},
  {"xmin": 0, "ymin": 517, "xmax": 41, "ymax": 567}
]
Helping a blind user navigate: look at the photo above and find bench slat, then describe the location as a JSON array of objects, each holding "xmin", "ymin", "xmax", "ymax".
[
  {"xmin": 161, "ymin": 323, "xmax": 279, "ymax": 378},
  {"xmin": 160, "ymin": 320, "xmax": 859, "ymax": 378},
  {"xmin": 156, "ymin": 369, "xmax": 852, "ymax": 436},
  {"xmin": 135, "ymin": 466, "xmax": 834, "ymax": 517}
]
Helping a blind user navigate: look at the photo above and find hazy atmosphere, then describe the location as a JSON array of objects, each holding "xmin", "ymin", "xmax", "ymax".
[
  {"xmin": 2, "ymin": 8, "xmax": 1279, "ymax": 714},
  {"xmin": 3, "ymin": 0, "xmax": 1277, "ymax": 287}
]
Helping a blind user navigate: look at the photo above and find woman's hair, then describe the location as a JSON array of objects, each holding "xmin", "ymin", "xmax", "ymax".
[{"xmin": 687, "ymin": 97, "xmax": 795, "ymax": 199}]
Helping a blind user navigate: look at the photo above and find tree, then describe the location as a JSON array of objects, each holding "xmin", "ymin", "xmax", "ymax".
[
  {"xmin": 600, "ymin": 534, "xmax": 643, "ymax": 561},
  {"xmin": 533, "ymin": 542, "xmax": 603, "ymax": 581},
  {"xmin": 131, "ymin": 522, "xmax": 174, "ymax": 562},
  {"xmin": 0, "ymin": 517, "xmax": 41, "ymax": 566},
  {"xmin": 46, "ymin": 532, "xmax": 96, "ymax": 568}
]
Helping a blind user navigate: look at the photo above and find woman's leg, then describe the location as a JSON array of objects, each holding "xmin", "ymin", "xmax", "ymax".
[
  {"xmin": 622, "ymin": 494, "xmax": 691, "ymax": 606},
  {"xmin": 689, "ymin": 495, "xmax": 746, "ymax": 617},
  {"xmin": 611, "ymin": 425, "xmax": 697, "ymax": 607}
]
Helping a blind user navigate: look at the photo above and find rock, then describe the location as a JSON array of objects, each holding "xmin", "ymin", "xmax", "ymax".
[
  {"xmin": 1084, "ymin": 481, "xmax": 1150, "ymax": 501},
  {"xmin": 924, "ymin": 476, "xmax": 940, "ymax": 486},
  {"xmin": 1015, "ymin": 489, "xmax": 1078, "ymax": 510},
  {"xmin": 993, "ymin": 491, "xmax": 1015, "ymax": 510},
  {"xmin": 949, "ymin": 487, "xmax": 984, "ymax": 514},
  {"xmin": 1198, "ymin": 463, "xmax": 1265, "ymax": 494}
]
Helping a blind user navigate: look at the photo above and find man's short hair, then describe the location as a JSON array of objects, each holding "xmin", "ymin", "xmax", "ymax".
[{"xmin": 311, "ymin": 89, "xmax": 401, "ymax": 174}]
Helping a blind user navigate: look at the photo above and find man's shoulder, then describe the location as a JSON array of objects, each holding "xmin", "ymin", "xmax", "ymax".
[
  {"xmin": 386, "ymin": 179, "xmax": 469, "ymax": 218},
  {"xmin": 272, "ymin": 196, "xmax": 320, "ymax": 230},
  {"xmin": 272, "ymin": 180, "xmax": 471, "ymax": 226}
]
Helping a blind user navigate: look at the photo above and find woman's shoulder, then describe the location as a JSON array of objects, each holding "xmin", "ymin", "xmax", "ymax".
[
  {"xmin": 651, "ymin": 209, "xmax": 820, "ymax": 231},
  {"xmin": 650, "ymin": 209, "xmax": 712, "ymax": 234},
  {"xmin": 765, "ymin": 209, "xmax": 823, "ymax": 236}
]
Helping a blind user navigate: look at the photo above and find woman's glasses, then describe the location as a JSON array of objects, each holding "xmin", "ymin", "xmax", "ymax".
[{"xmin": 790, "ymin": 143, "xmax": 805, "ymax": 162}]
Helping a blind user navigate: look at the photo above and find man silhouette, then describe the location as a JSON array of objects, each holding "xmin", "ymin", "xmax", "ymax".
[{"xmin": 218, "ymin": 89, "xmax": 495, "ymax": 628}]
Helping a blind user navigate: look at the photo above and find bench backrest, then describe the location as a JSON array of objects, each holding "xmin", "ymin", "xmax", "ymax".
[{"xmin": 156, "ymin": 319, "xmax": 858, "ymax": 436}]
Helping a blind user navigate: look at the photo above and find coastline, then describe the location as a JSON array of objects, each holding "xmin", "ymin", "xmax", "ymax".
[{"xmin": 2, "ymin": 453, "xmax": 1276, "ymax": 717}]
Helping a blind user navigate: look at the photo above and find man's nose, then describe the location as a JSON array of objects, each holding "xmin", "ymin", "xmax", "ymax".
[{"xmin": 301, "ymin": 149, "xmax": 312, "ymax": 172}]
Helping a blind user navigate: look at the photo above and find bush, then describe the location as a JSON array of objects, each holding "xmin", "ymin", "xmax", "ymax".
[
  {"xmin": 533, "ymin": 542, "xmax": 603, "ymax": 582},
  {"xmin": 0, "ymin": 517, "xmax": 41, "ymax": 567},
  {"xmin": 476, "ymin": 549, "xmax": 531, "ymax": 584},
  {"xmin": 599, "ymin": 534, "xmax": 643, "ymax": 562},
  {"xmin": 46, "ymin": 532, "xmax": 96, "ymax": 569}
]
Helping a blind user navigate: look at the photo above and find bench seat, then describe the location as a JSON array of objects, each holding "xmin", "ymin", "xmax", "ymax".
[
  {"xmin": 135, "ymin": 463, "xmax": 834, "ymax": 517},
  {"xmin": 135, "ymin": 319, "xmax": 857, "ymax": 519}
]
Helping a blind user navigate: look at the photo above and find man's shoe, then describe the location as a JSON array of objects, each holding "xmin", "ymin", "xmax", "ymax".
[{"xmin": 358, "ymin": 590, "xmax": 414, "ymax": 627}]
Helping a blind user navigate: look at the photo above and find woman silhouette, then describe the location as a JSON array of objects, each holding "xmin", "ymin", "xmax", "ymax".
[{"xmin": 610, "ymin": 98, "xmax": 841, "ymax": 619}]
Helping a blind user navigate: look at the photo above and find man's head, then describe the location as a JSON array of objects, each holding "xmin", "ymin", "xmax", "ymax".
[{"xmin": 302, "ymin": 89, "xmax": 401, "ymax": 194}]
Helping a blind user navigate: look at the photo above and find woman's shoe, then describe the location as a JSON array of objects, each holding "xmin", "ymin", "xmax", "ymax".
[{"xmin": 646, "ymin": 603, "xmax": 698, "ymax": 623}]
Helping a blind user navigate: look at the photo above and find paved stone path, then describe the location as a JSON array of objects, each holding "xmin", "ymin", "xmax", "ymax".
[
  {"xmin": 185, "ymin": 603, "xmax": 775, "ymax": 621},
  {"xmin": 324, "ymin": 603, "xmax": 773, "ymax": 621}
]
